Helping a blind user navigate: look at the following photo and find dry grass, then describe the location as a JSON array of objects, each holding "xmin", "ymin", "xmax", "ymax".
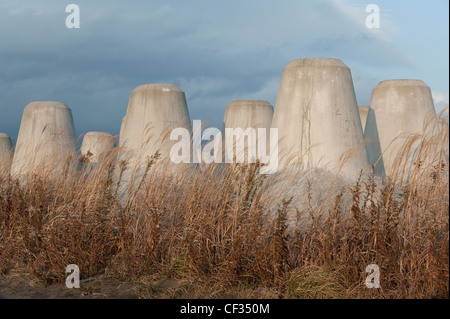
[{"xmin": 0, "ymin": 113, "xmax": 448, "ymax": 299}]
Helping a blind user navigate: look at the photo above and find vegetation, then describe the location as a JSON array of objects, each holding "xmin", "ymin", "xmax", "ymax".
[{"xmin": 0, "ymin": 112, "xmax": 448, "ymax": 299}]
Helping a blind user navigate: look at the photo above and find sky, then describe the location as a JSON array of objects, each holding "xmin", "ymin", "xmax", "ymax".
[{"xmin": 0, "ymin": 0, "xmax": 448, "ymax": 141}]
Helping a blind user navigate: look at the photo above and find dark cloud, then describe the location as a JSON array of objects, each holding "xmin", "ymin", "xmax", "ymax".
[{"xmin": 0, "ymin": 0, "xmax": 425, "ymax": 140}]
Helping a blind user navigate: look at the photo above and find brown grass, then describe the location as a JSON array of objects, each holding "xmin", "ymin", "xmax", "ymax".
[{"xmin": 0, "ymin": 113, "xmax": 448, "ymax": 299}]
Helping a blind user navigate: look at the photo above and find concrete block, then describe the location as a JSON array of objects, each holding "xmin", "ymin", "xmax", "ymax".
[
  {"xmin": 119, "ymin": 84, "xmax": 191, "ymax": 169},
  {"xmin": 80, "ymin": 132, "xmax": 115, "ymax": 163},
  {"xmin": 367, "ymin": 79, "xmax": 438, "ymax": 178},
  {"xmin": 271, "ymin": 58, "xmax": 369, "ymax": 181},
  {"xmin": 11, "ymin": 101, "xmax": 76, "ymax": 176}
]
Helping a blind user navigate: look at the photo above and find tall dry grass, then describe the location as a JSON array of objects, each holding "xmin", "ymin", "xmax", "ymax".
[{"xmin": 0, "ymin": 112, "xmax": 448, "ymax": 298}]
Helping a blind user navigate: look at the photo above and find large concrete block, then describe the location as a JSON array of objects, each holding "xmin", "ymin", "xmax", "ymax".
[
  {"xmin": 367, "ymin": 79, "xmax": 438, "ymax": 178},
  {"xmin": 0, "ymin": 133, "xmax": 14, "ymax": 171},
  {"xmin": 119, "ymin": 84, "xmax": 191, "ymax": 169},
  {"xmin": 271, "ymin": 58, "xmax": 369, "ymax": 181},
  {"xmin": 11, "ymin": 101, "xmax": 76, "ymax": 176},
  {"xmin": 223, "ymin": 100, "xmax": 273, "ymax": 130},
  {"xmin": 223, "ymin": 100, "xmax": 273, "ymax": 163},
  {"xmin": 80, "ymin": 132, "xmax": 115, "ymax": 163}
]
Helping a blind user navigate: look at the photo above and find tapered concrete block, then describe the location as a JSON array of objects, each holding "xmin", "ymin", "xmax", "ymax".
[
  {"xmin": 223, "ymin": 100, "xmax": 273, "ymax": 163},
  {"xmin": 224, "ymin": 100, "xmax": 273, "ymax": 130},
  {"xmin": 80, "ymin": 132, "xmax": 115, "ymax": 163},
  {"xmin": 119, "ymin": 84, "xmax": 191, "ymax": 168},
  {"xmin": 0, "ymin": 133, "xmax": 14, "ymax": 170},
  {"xmin": 367, "ymin": 80, "xmax": 438, "ymax": 177},
  {"xmin": 11, "ymin": 101, "xmax": 76, "ymax": 176},
  {"xmin": 271, "ymin": 58, "xmax": 369, "ymax": 180}
]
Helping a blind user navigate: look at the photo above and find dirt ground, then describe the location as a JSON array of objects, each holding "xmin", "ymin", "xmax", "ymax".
[
  {"xmin": 0, "ymin": 268, "xmax": 278, "ymax": 299},
  {"xmin": 0, "ymin": 268, "xmax": 198, "ymax": 299}
]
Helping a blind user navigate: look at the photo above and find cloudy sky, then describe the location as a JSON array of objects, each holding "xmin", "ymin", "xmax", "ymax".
[{"xmin": 0, "ymin": 0, "xmax": 448, "ymax": 141}]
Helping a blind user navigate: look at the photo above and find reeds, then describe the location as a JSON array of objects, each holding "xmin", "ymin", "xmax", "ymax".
[{"xmin": 0, "ymin": 112, "xmax": 448, "ymax": 298}]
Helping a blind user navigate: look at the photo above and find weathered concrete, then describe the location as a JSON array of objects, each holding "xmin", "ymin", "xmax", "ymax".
[
  {"xmin": 270, "ymin": 58, "xmax": 369, "ymax": 181},
  {"xmin": 119, "ymin": 115, "xmax": 127, "ymax": 146},
  {"xmin": 223, "ymin": 100, "xmax": 273, "ymax": 131},
  {"xmin": 367, "ymin": 80, "xmax": 438, "ymax": 178},
  {"xmin": 10, "ymin": 101, "xmax": 76, "ymax": 176},
  {"xmin": 119, "ymin": 84, "xmax": 191, "ymax": 169},
  {"xmin": 80, "ymin": 132, "xmax": 115, "ymax": 163},
  {"xmin": 359, "ymin": 106, "xmax": 369, "ymax": 132},
  {"xmin": 363, "ymin": 106, "xmax": 386, "ymax": 176},
  {"xmin": 0, "ymin": 133, "xmax": 14, "ymax": 171},
  {"xmin": 223, "ymin": 100, "xmax": 274, "ymax": 163}
]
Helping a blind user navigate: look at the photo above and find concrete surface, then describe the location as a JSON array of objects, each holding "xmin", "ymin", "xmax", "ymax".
[
  {"xmin": 10, "ymin": 101, "xmax": 76, "ymax": 176},
  {"xmin": 270, "ymin": 58, "xmax": 369, "ymax": 181},
  {"xmin": 223, "ymin": 100, "xmax": 274, "ymax": 163},
  {"xmin": 119, "ymin": 115, "xmax": 127, "ymax": 146},
  {"xmin": 359, "ymin": 106, "xmax": 369, "ymax": 132},
  {"xmin": 367, "ymin": 79, "xmax": 438, "ymax": 178},
  {"xmin": 80, "ymin": 132, "xmax": 115, "ymax": 163},
  {"xmin": 0, "ymin": 133, "xmax": 14, "ymax": 170},
  {"xmin": 119, "ymin": 84, "xmax": 191, "ymax": 169},
  {"xmin": 363, "ymin": 106, "xmax": 386, "ymax": 176}
]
